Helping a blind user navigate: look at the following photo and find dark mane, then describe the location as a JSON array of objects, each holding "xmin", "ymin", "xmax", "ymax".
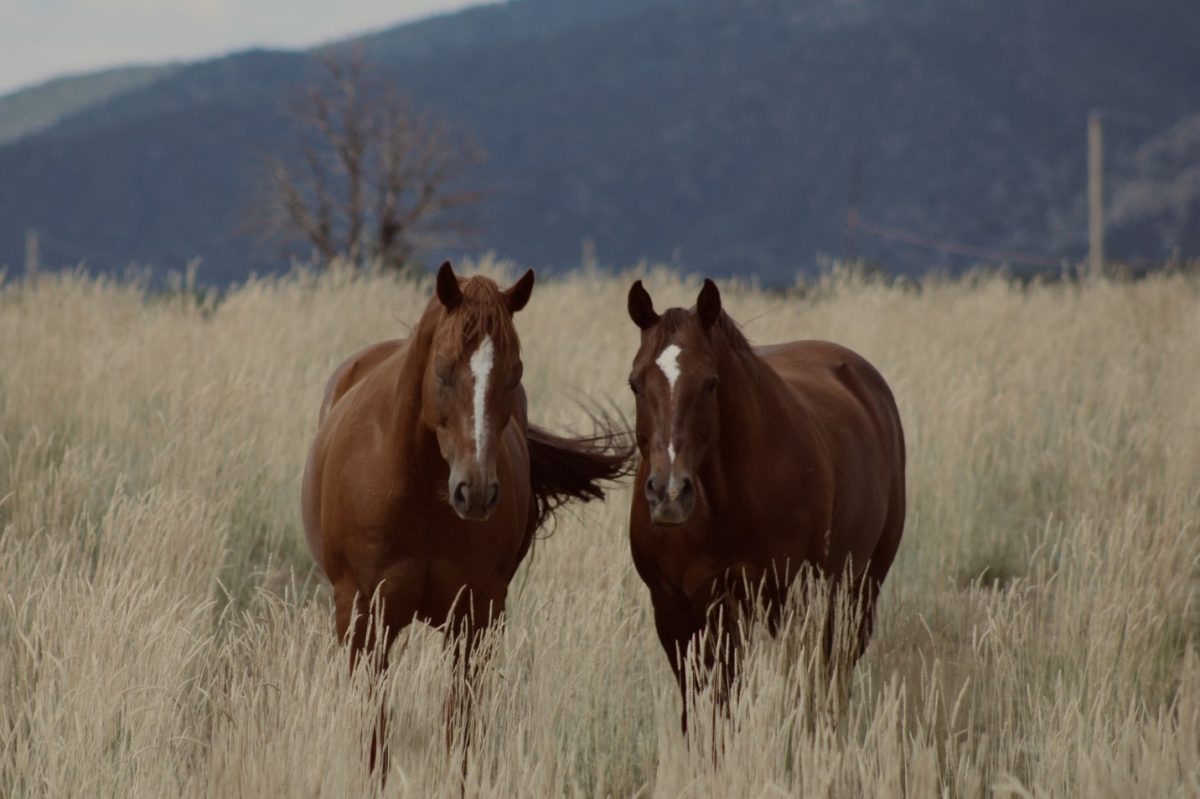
[
  {"xmin": 655, "ymin": 305, "xmax": 757, "ymax": 358},
  {"xmin": 708, "ymin": 309, "xmax": 756, "ymax": 357}
]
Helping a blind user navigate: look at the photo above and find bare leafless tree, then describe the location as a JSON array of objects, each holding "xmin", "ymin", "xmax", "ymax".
[{"xmin": 256, "ymin": 51, "xmax": 483, "ymax": 270}]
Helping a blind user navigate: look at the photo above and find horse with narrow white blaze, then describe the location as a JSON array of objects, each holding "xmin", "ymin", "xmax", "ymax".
[
  {"xmin": 301, "ymin": 262, "xmax": 632, "ymax": 771},
  {"xmin": 625, "ymin": 278, "xmax": 906, "ymax": 730},
  {"xmin": 657, "ymin": 343, "xmax": 682, "ymax": 466}
]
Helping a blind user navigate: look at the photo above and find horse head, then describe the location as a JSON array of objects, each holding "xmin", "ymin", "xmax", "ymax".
[
  {"xmin": 626, "ymin": 278, "xmax": 725, "ymax": 526},
  {"xmin": 423, "ymin": 261, "xmax": 534, "ymax": 520}
]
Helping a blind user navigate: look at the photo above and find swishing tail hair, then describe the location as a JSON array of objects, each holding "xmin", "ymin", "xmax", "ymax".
[{"xmin": 527, "ymin": 414, "xmax": 635, "ymax": 530}]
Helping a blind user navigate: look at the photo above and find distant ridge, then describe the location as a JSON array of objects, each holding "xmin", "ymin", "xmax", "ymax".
[{"xmin": 0, "ymin": 64, "xmax": 178, "ymax": 146}]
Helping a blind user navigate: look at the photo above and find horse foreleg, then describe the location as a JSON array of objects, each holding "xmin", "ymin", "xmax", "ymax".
[
  {"xmin": 650, "ymin": 591, "xmax": 704, "ymax": 733},
  {"xmin": 704, "ymin": 588, "xmax": 746, "ymax": 729},
  {"xmin": 334, "ymin": 578, "xmax": 402, "ymax": 780},
  {"xmin": 442, "ymin": 592, "xmax": 503, "ymax": 770}
]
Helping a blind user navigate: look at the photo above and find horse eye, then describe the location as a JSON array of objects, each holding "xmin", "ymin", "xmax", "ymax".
[
  {"xmin": 628, "ymin": 379, "xmax": 641, "ymax": 396},
  {"xmin": 703, "ymin": 377, "xmax": 719, "ymax": 394},
  {"xmin": 433, "ymin": 358, "xmax": 454, "ymax": 387}
]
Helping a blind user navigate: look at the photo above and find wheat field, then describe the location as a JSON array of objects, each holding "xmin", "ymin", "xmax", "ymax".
[{"xmin": 1, "ymin": 259, "xmax": 1198, "ymax": 797}]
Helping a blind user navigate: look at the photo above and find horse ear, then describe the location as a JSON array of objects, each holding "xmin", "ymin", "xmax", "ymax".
[
  {"xmin": 696, "ymin": 279, "xmax": 721, "ymax": 330},
  {"xmin": 627, "ymin": 280, "xmax": 659, "ymax": 330},
  {"xmin": 436, "ymin": 261, "xmax": 462, "ymax": 310},
  {"xmin": 504, "ymin": 268, "xmax": 535, "ymax": 314}
]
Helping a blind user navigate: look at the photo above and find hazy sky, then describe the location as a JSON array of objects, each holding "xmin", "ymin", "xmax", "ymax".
[{"xmin": 0, "ymin": 0, "xmax": 497, "ymax": 95}]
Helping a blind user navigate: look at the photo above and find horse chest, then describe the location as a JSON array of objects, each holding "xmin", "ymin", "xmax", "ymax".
[{"xmin": 634, "ymin": 508, "xmax": 825, "ymax": 603}]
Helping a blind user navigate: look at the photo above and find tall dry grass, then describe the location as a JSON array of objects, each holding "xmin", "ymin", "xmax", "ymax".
[{"xmin": 1, "ymin": 259, "xmax": 1197, "ymax": 796}]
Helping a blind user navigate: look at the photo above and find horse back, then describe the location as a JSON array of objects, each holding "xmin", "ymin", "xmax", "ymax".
[
  {"xmin": 318, "ymin": 339, "xmax": 407, "ymax": 424},
  {"xmin": 758, "ymin": 340, "xmax": 901, "ymax": 443}
]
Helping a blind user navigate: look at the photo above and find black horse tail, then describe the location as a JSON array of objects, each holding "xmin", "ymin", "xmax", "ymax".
[{"xmin": 526, "ymin": 414, "xmax": 635, "ymax": 529}]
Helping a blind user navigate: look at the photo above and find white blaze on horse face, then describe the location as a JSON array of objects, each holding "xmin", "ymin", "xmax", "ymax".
[
  {"xmin": 469, "ymin": 336, "xmax": 495, "ymax": 462},
  {"xmin": 655, "ymin": 343, "xmax": 682, "ymax": 465},
  {"xmin": 656, "ymin": 343, "xmax": 682, "ymax": 390}
]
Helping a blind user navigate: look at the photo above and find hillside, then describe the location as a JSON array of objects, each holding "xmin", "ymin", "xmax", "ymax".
[
  {"xmin": 0, "ymin": 64, "xmax": 177, "ymax": 146},
  {"xmin": 0, "ymin": 0, "xmax": 1198, "ymax": 284}
]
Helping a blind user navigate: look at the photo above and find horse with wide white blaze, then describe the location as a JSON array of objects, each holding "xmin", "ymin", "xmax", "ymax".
[
  {"xmin": 625, "ymin": 278, "xmax": 906, "ymax": 728},
  {"xmin": 301, "ymin": 262, "xmax": 632, "ymax": 771}
]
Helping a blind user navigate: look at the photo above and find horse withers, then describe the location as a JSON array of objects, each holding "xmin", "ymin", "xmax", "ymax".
[
  {"xmin": 625, "ymin": 279, "xmax": 905, "ymax": 728},
  {"xmin": 301, "ymin": 262, "xmax": 631, "ymax": 768}
]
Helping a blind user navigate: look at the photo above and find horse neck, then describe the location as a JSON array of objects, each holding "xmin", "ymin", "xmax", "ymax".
[
  {"xmin": 387, "ymin": 306, "xmax": 442, "ymax": 480},
  {"xmin": 700, "ymin": 343, "xmax": 811, "ymax": 516}
]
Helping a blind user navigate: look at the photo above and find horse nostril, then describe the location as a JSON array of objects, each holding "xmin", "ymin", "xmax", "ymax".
[
  {"xmin": 678, "ymin": 476, "xmax": 694, "ymax": 500},
  {"xmin": 644, "ymin": 476, "xmax": 660, "ymax": 502},
  {"xmin": 486, "ymin": 481, "xmax": 500, "ymax": 509},
  {"xmin": 453, "ymin": 481, "xmax": 468, "ymax": 506}
]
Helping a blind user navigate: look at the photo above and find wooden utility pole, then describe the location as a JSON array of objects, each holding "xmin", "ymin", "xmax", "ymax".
[
  {"xmin": 1088, "ymin": 111, "xmax": 1104, "ymax": 277},
  {"xmin": 845, "ymin": 153, "xmax": 862, "ymax": 264},
  {"xmin": 24, "ymin": 229, "xmax": 39, "ymax": 277}
]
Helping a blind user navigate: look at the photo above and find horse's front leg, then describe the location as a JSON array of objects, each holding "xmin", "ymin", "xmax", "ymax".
[
  {"xmin": 650, "ymin": 589, "xmax": 705, "ymax": 733},
  {"xmin": 701, "ymin": 593, "xmax": 743, "ymax": 727},
  {"xmin": 442, "ymin": 589, "xmax": 504, "ymax": 758},
  {"xmin": 335, "ymin": 578, "xmax": 393, "ymax": 777},
  {"xmin": 334, "ymin": 573, "xmax": 419, "ymax": 781}
]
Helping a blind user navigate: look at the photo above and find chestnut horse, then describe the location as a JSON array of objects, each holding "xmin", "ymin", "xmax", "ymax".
[
  {"xmin": 625, "ymin": 279, "xmax": 905, "ymax": 728},
  {"xmin": 302, "ymin": 262, "xmax": 630, "ymax": 768}
]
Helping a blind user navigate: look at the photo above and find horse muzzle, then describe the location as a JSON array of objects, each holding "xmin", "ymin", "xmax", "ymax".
[
  {"xmin": 645, "ymin": 472, "xmax": 695, "ymax": 526},
  {"xmin": 449, "ymin": 475, "xmax": 501, "ymax": 521}
]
